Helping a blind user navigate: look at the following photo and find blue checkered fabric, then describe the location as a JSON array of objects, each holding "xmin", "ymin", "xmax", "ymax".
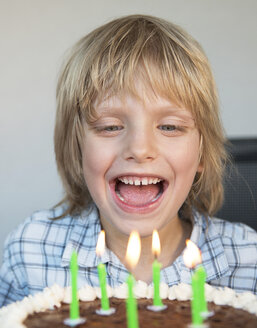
[{"xmin": 0, "ymin": 205, "xmax": 256, "ymax": 307}]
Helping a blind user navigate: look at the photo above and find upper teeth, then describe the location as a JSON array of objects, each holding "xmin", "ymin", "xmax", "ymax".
[{"xmin": 118, "ymin": 177, "xmax": 162, "ymax": 185}]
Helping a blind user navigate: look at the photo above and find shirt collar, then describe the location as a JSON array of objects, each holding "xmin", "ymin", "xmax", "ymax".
[
  {"xmin": 61, "ymin": 207, "xmax": 231, "ymax": 285},
  {"xmin": 162, "ymin": 212, "xmax": 231, "ymax": 285}
]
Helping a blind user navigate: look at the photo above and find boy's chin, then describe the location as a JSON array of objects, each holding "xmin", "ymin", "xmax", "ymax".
[{"xmin": 113, "ymin": 220, "xmax": 157, "ymax": 238}]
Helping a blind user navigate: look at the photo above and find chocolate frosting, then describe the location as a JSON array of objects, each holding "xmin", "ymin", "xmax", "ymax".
[{"xmin": 24, "ymin": 297, "xmax": 257, "ymax": 328}]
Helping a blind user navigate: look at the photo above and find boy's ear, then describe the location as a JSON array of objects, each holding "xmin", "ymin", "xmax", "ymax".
[{"xmin": 197, "ymin": 162, "xmax": 204, "ymax": 173}]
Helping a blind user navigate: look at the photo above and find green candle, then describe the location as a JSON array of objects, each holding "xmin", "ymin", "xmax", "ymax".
[
  {"xmin": 183, "ymin": 240, "xmax": 211, "ymax": 326},
  {"xmin": 64, "ymin": 251, "xmax": 86, "ymax": 326},
  {"xmin": 70, "ymin": 250, "xmax": 79, "ymax": 320},
  {"xmin": 95, "ymin": 230, "xmax": 116, "ymax": 316},
  {"xmin": 153, "ymin": 259, "xmax": 163, "ymax": 306},
  {"xmin": 125, "ymin": 231, "xmax": 141, "ymax": 328},
  {"xmin": 97, "ymin": 262, "xmax": 110, "ymax": 310},
  {"xmin": 183, "ymin": 240, "xmax": 209, "ymax": 325},
  {"xmin": 191, "ymin": 267, "xmax": 202, "ymax": 325},
  {"xmin": 126, "ymin": 273, "xmax": 139, "ymax": 328},
  {"xmin": 191, "ymin": 265, "xmax": 207, "ymax": 325},
  {"xmin": 198, "ymin": 265, "xmax": 207, "ymax": 315}
]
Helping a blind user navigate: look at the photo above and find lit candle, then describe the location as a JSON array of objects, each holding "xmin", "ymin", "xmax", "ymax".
[
  {"xmin": 125, "ymin": 231, "xmax": 141, "ymax": 328},
  {"xmin": 153, "ymin": 258, "xmax": 162, "ymax": 306},
  {"xmin": 197, "ymin": 266, "xmax": 208, "ymax": 316},
  {"xmin": 148, "ymin": 230, "xmax": 167, "ymax": 311},
  {"xmin": 95, "ymin": 230, "xmax": 115, "ymax": 316},
  {"xmin": 63, "ymin": 250, "xmax": 86, "ymax": 326},
  {"xmin": 127, "ymin": 274, "xmax": 137, "ymax": 328},
  {"xmin": 183, "ymin": 240, "xmax": 209, "ymax": 326}
]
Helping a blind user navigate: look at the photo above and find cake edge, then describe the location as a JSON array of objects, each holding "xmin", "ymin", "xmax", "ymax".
[{"xmin": 0, "ymin": 282, "xmax": 256, "ymax": 328}]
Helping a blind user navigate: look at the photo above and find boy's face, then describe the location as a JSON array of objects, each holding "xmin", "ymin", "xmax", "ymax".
[{"xmin": 82, "ymin": 92, "xmax": 202, "ymax": 237}]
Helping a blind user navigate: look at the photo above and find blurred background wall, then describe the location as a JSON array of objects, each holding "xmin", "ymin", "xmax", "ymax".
[{"xmin": 1, "ymin": 0, "xmax": 257, "ymax": 262}]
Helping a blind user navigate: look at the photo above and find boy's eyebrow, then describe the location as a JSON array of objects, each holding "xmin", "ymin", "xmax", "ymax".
[
  {"xmin": 95, "ymin": 104, "xmax": 195, "ymax": 122},
  {"xmin": 156, "ymin": 106, "xmax": 194, "ymax": 119}
]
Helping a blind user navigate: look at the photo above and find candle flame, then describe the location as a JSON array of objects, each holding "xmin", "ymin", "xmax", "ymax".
[
  {"xmin": 125, "ymin": 231, "xmax": 141, "ymax": 269},
  {"xmin": 96, "ymin": 230, "xmax": 105, "ymax": 257},
  {"xmin": 183, "ymin": 239, "xmax": 202, "ymax": 269},
  {"xmin": 152, "ymin": 229, "xmax": 161, "ymax": 257}
]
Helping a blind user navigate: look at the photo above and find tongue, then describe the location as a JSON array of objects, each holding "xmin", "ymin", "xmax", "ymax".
[{"xmin": 116, "ymin": 181, "xmax": 160, "ymax": 206}]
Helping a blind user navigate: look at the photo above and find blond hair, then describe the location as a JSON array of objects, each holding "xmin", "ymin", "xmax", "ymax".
[{"xmin": 54, "ymin": 14, "xmax": 228, "ymax": 219}]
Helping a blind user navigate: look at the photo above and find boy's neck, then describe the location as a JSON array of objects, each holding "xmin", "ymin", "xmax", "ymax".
[{"xmin": 102, "ymin": 215, "xmax": 192, "ymax": 284}]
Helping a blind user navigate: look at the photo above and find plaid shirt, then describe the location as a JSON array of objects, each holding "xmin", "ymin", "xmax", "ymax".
[{"xmin": 0, "ymin": 205, "xmax": 256, "ymax": 307}]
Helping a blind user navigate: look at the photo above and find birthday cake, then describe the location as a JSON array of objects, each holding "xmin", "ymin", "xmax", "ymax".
[{"xmin": 1, "ymin": 282, "xmax": 257, "ymax": 328}]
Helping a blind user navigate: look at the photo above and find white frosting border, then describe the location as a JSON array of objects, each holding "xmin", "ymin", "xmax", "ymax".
[{"xmin": 0, "ymin": 282, "xmax": 256, "ymax": 328}]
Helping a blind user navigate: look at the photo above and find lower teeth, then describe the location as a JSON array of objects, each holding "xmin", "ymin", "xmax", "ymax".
[
  {"xmin": 116, "ymin": 190, "xmax": 125, "ymax": 201},
  {"xmin": 151, "ymin": 190, "xmax": 162, "ymax": 202}
]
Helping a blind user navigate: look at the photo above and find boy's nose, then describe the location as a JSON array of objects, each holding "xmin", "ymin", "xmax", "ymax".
[{"xmin": 123, "ymin": 130, "xmax": 157, "ymax": 163}]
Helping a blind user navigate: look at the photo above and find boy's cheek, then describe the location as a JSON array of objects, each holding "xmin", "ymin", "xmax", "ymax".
[{"xmin": 164, "ymin": 144, "xmax": 200, "ymax": 173}]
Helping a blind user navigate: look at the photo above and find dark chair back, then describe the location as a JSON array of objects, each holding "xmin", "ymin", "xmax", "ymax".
[{"xmin": 216, "ymin": 138, "xmax": 257, "ymax": 231}]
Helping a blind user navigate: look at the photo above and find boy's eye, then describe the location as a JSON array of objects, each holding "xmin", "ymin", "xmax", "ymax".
[
  {"xmin": 94, "ymin": 124, "xmax": 124, "ymax": 135},
  {"xmin": 159, "ymin": 125, "xmax": 177, "ymax": 131},
  {"xmin": 158, "ymin": 124, "xmax": 186, "ymax": 135},
  {"xmin": 104, "ymin": 125, "xmax": 122, "ymax": 132}
]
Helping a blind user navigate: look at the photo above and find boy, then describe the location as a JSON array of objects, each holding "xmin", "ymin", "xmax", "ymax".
[{"xmin": 0, "ymin": 14, "xmax": 256, "ymax": 307}]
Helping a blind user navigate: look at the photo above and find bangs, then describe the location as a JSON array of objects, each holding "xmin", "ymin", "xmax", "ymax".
[{"xmin": 78, "ymin": 16, "xmax": 213, "ymax": 125}]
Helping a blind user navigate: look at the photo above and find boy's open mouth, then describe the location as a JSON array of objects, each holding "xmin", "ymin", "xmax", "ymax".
[{"xmin": 113, "ymin": 176, "xmax": 167, "ymax": 207}]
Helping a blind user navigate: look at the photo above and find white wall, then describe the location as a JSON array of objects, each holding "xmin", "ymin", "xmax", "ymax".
[{"xmin": 1, "ymin": 0, "xmax": 257, "ymax": 262}]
